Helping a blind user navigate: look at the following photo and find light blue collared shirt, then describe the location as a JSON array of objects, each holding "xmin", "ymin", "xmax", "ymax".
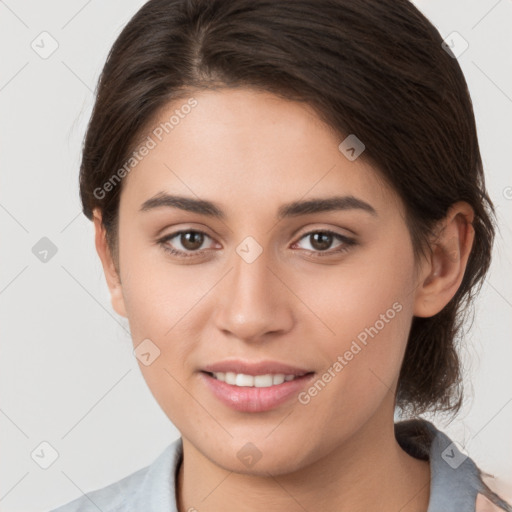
[{"xmin": 48, "ymin": 419, "xmax": 512, "ymax": 512}]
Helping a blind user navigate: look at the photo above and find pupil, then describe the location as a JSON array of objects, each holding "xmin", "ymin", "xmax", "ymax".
[
  {"xmin": 182, "ymin": 232, "xmax": 203, "ymax": 250},
  {"xmin": 311, "ymin": 232, "xmax": 332, "ymax": 251}
]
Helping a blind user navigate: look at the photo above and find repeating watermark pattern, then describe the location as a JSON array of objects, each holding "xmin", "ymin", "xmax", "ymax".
[
  {"xmin": 237, "ymin": 442, "xmax": 263, "ymax": 468},
  {"xmin": 441, "ymin": 31, "xmax": 469, "ymax": 59},
  {"xmin": 236, "ymin": 236, "xmax": 264, "ymax": 264},
  {"xmin": 30, "ymin": 31, "xmax": 59, "ymax": 59},
  {"xmin": 338, "ymin": 134, "xmax": 365, "ymax": 161},
  {"xmin": 441, "ymin": 440, "xmax": 469, "ymax": 469},
  {"xmin": 93, "ymin": 97, "xmax": 198, "ymax": 200},
  {"xmin": 0, "ymin": 2, "xmax": 508, "ymax": 509},
  {"xmin": 133, "ymin": 338, "xmax": 161, "ymax": 366},
  {"xmin": 31, "ymin": 441, "xmax": 59, "ymax": 469},
  {"xmin": 32, "ymin": 236, "xmax": 58, "ymax": 263},
  {"xmin": 298, "ymin": 301, "xmax": 403, "ymax": 405}
]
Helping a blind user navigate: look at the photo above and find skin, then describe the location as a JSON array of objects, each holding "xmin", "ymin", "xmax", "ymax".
[{"xmin": 94, "ymin": 88, "xmax": 475, "ymax": 511}]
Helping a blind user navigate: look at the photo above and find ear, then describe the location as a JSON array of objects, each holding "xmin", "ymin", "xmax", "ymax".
[
  {"xmin": 413, "ymin": 201, "xmax": 475, "ymax": 318},
  {"xmin": 93, "ymin": 209, "xmax": 127, "ymax": 318}
]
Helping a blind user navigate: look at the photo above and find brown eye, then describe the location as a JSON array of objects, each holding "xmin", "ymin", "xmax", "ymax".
[
  {"xmin": 294, "ymin": 230, "xmax": 356, "ymax": 257},
  {"xmin": 309, "ymin": 232, "xmax": 334, "ymax": 251},
  {"xmin": 158, "ymin": 230, "xmax": 215, "ymax": 258},
  {"xmin": 180, "ymin": 231, "xmax": 205, "ymax": 251}
]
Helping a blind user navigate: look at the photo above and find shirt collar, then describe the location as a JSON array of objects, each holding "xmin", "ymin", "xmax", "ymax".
[{"xmin": 131, "ymin": 419, "xmax": 490, "ymax": 512}]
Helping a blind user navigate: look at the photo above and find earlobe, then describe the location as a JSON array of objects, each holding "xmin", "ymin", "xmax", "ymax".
[
  {"xmin": 413, "ymin": 202, "xmax": 475, "ymax": 318},
  {"xmin": 92, "ymin": 209, "xmax": 127, "ymax": 318}
]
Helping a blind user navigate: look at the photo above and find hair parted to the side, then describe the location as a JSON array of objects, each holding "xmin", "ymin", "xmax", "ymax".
[{"xmin": 79, "ymin": 0, "xmax": 495, "ymax": 418}]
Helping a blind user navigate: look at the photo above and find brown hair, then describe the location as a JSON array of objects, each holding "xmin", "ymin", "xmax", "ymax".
[{"xmin": 79, "ymin": 0, "xmax": 495, "ymax": 418}]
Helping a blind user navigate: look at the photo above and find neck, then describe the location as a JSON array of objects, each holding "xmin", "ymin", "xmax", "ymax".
[{"xmin": 177, "ymin": 406, "xmax": 430, "ymax": 512}]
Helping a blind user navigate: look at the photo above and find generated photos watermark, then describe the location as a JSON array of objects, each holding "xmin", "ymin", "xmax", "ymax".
[
  {"xmin": 93, "ymin": 97, "xmax": 198, "ymax": 200},
  {"xmin": 298, "ymin": 301, "xmax": 403, "ymax": 405}
]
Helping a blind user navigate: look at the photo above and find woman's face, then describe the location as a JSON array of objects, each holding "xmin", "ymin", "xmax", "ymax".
[{"xmin": 103, "ymin": 88, "xmax": 425, "ymax": 474}]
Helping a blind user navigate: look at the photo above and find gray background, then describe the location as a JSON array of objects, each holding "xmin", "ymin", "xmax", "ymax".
[{"xmin": 0, "ymin": 0, "xmax": 511, "ymax": 510}]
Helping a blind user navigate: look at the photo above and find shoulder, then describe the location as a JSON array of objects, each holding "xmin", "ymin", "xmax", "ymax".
[
  {"xmin": 395, "ymin": 419, "xmax": 512, "ymax": 512},
  {"xmin": 47, "ymin": 438, "xmax": 183, "ymax": 512},
  {"xmin": 477, "ymin": 493, "xmax": 508, "ymax": 512},
  {"xmin": 476, "ymin": 475, "xmax": 512, "ymax": 512},
  {"xmin": 48, "ymin": 465, "xmax": 147, "ymax": 512}
]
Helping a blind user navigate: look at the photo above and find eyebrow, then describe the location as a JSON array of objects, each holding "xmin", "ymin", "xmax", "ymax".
[{"xmin": 139, "ymin": 192, "xmax": 377, "ymax": 219}]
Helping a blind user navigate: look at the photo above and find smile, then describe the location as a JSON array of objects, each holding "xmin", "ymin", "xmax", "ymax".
[
  {"xmin": 209, "ymin": 372, "xmax": 305, "ymax": 387},
  {"xmin": 200, "ymin": 367, "xmax": 315, "ymax": 412}
]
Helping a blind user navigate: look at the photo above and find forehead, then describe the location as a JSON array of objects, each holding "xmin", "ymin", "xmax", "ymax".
[{"xmin": 119, "ymin": 88, "xmax": 399, "ymax": 219}]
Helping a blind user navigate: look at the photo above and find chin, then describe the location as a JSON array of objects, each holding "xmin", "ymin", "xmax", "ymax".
[
  {"xmin": 193, "ymin": 433, "xmax": 315, "ymax": 477},
  {"xmin": 215, "ymin": 448, "xmax": 309, "ymax": 477}
]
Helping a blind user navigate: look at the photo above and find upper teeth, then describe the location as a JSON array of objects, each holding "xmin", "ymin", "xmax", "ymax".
[{"xmin": 212, "ymin": 372, "xmax": 300, "ymax": 387}]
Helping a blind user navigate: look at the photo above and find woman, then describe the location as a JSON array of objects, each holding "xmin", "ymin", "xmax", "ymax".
[{"xmin": 50, "ymin": 0, "xmax": 512, "ymax": 510}]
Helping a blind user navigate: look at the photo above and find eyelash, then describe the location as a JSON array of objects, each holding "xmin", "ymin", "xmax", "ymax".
[{"xmin": 156, "ymin": 229, "xmax": 356, "ymax": 259}]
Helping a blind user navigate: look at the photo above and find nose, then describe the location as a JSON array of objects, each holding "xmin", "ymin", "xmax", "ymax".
[{"xmin": 212, "ymin": 246, "xmax": 295, "ymax": 343}]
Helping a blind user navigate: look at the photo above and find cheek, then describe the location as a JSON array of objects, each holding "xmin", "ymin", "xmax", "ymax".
[
  {"xmin": 119, "ymin": 233, "xmax": 207, "ymax": 341},
  {"xmin": 119, "ymin": 254, "xmax": 203, "ymax": 427},
  {"xmin": 296, "ymin": 237, "xmax": 416, "ymax": 408},
  {"xmin": 117, "ymin": 236, "xmax": 210, "ymax": 410},
  {"xmin": 301, "ymin": 237, "xmax": 414, "ymax": 350}
]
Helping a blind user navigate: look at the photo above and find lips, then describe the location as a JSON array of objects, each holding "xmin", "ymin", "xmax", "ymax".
[
  {"xmin": 202, "ymin": 360, "xmax": 312, "ymax": 376},
  {"xmin": 199, "ymin": 360, "xmax": 315, "ymax": 412}
]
